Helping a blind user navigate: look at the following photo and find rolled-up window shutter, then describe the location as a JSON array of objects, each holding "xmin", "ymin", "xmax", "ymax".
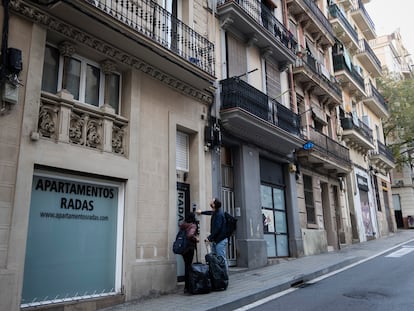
[
  {"xmin": 176, "ymin": 131, "xmax": 189, "ymax": 171},
  {"xmin": 266, "ymin": 58, "xmax": 281, "ymax": 100},
  {"xmin": 227, "ymin": 33, "xmax": 247, "ymax": 80}
]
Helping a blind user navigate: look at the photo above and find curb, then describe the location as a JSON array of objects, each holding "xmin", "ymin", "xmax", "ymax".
[{"xmin": 207, "ymin": 256, "xmax": 361, "ymax": 311}]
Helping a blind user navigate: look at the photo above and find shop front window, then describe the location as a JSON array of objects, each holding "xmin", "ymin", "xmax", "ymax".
[{"xmin": 261, "ymin": 184, "xmax": 288, "ymax": 257}]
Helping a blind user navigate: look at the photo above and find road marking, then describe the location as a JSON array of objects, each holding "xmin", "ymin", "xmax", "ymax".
[
  {"xmin": 385, "ymin": 247, "xmax": 414, "ymax": 258},
  {"xmin": 233, "ymin": 238, "xmax": 414, "ymax": 310},
  {"xmin": 233, "ymin": 288, "xmax": 298, "ymax": 311}
]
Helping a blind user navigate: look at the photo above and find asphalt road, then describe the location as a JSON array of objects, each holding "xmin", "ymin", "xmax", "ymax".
[{"xmin": 242, "ymin": 240, "xmax": 414, "ymax": 311}]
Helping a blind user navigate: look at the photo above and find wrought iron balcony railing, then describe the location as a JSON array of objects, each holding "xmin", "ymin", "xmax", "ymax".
[
  {"xmin": 301, "ymin": 0, "xmax": 335, "ymax": 39},
  {"xmin": 217, "ymin": 0, "xmax": 297, "ymax": 54},
  {"xmin": 308, "ymin": 127, "xmax": 351, "ymax": 164},
  {"xmin": 341, "ymin": 116, "xmax": 373, "ymax": 145},
  {"xmin": 333, "ymin": 54, "xmax": 365, "ymax": 91},
  {"xmin": 351, "ymin": 0, "xmax": 375, "ymax": 34},
  {"xmin": 295, "ymin": 52, "xmax": 342, "ymax": 98},
  {"xmin": 375, "ymin": 140, "xmax": 394, "ymax": 163},
  {"xmin": 358, "ymin": 39, "xmax": 381, "ymax": 69},
  {"xmin": 329, "ymin": 4, "xmax": 359, "ymax": 43},
  {"xmin": 89, "ymin": 0, "xmax": 215, "ymax": 75},
  {"xmin": 220, "ymin": 77, "xmax": 301, "ymax": 136},
  {"xmin": 365, "ymin": 81, "xmax": 388, "ymax": 111}
]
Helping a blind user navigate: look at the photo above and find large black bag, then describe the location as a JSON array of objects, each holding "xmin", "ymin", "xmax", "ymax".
[
  {"xmin": 205, "ymin": 252, "xmax": 228, "ymax": 291},
  {"xmin": 172, "ymin": 228, "xmax": 188, "ymax": 254},
  {"xmin": 224, "ymin": 212, "xmax": 237, "ymax": 238},
  {"xmin": 188, "ymin": 263, "xmax": 211, "ymax": 294}
]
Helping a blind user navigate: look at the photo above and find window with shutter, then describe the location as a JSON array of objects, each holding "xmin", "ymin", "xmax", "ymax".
[
  {"xmin": 303, "ymin": 175, "xmax": 316, "ymax": 224},
  {"xmin": 265, "ymin": 58, "xmax": 281, "ymax": 101},
  {"xmin": 176, "ymin": 131, "xmax": 189, "ymax": 172},
  {"xmin": 226, "ymin": 34, "xmax": 247, "ymax": 80}
]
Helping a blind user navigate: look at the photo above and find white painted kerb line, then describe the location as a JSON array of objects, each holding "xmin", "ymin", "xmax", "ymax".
[
  {"xmin": 233, "ymin": 238, "xmax": 414, "ymax": 311},
  {"xmin": 385, "ymin": 246, "xmax": 414, "ymax": 258}
]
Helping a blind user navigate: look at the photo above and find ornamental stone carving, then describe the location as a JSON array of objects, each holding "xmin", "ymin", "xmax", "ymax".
[
  {"xmin": 58, "ymin": 41, "xmax": 76, "ymax": 57},
  {"xmin": 86, "ymin": 118, "xmax": 102, "ymax": 148},
  {"xmin": 101, "ymin": 59, "xmax": 117, "ymax": 74},
  {"xmin": 38, "ymin": 103, "xmax": 57, "ymax": 138},
  {"xmin": 112, "ymin": 124, "xmax": 125, "ymax": 155},
  {"xmin": 69, "ymin": 112, "xmax": 85, "ymax": 145}
]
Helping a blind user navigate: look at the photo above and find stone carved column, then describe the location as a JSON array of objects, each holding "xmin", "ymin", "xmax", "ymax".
[
  {"xmin": 58, "ymin": 41, "xmax": 76, "ymax": 93},
  {"xmin": 101, "ymin": 59, "xmax": 117, "ymax": 110},
  {"xmin": 57, "ymin": 89, "xmax": 74, "ymax": 143},
  {"xmin": 100, "ymin": 59, "xmax": 117, "ymax": 153}
]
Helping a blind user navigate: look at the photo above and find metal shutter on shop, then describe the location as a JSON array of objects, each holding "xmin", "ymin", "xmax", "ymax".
[{"xmin": 176, "ymin": 131, "xmax": 189, "ymax": 171}]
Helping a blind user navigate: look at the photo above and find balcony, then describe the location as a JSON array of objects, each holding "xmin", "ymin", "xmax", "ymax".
[
  {"xmin": 328, "ymin": 4, "xmax": 359, "ymax": 52},
  {"xmin": 341, "ymin": 116, "xmax": 374, "ymax": 154},
  {"xmin": 37, "ymin": 91, "xmax": 128, "ymax": 156},
  {"xmin": 21, "ymin": 0, "xmax": 215, "ymax": 91},
  {"xmin": 363, "ymin": 82, "xmax": 389, "ymax": 118},
  {"xmin": 338, "ymin": 0, "xmax": 354, "ymax": 10},
  {"xmin": 286, "ymin": 0, "xmax": 335, "ymax": 48},
  {"xmin": 333, "ymin": 54, "xmax": 366, "ymax": 99},
  {"xmin": 355, "ymin": 39, "xmax": 382, "ymax": 77},
  {"xmin": 370, "ymin": 141, "xmax": 395, "ymax": 174},
  {"xmin": 293, "ymin": 53, "xmax": 342, "ymax": 108},
  {"xmin": 217, "ymin": 0, "xmax": 297, "ymax": 66},
  {"xmin": 401, "ymin": 65, "xmax": 413, "ymax": 79},
  {"xmin": 350, "ymin": 0, "xmax": 376, "ymax": 40},
  {"xmin": 220, "ymin": 77, "xmax": 304, "ymax": 156},
  {"xmin": 297, "ymin": 127, "xmax": 351, "ymax": 177}
]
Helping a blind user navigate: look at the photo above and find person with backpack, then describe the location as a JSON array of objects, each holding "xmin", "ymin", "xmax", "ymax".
[
  {"xmin": 178, "ymin": 212, "xmax": 199, "ymax": 293},
  {"xmin": 196, "ymin": 198, "xmax": 228, "ymax": 271}
]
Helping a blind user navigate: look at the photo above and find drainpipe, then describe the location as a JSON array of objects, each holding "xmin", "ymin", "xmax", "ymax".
[{"xmin": 282, "ymin": 0, "xmax": 297, "ymax": 114}]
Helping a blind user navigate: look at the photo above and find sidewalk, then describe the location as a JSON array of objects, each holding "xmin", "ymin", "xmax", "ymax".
[{"xmin": 101, "ymin": 230, "xmax": 414, "ymax": 311}]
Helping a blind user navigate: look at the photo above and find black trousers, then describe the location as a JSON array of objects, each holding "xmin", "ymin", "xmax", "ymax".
[{"xmin": 182, "ymin": 247, "xmax": 195, "ymax": 290}]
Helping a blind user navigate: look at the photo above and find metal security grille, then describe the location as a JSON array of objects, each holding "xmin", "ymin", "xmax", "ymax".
[{"xmin": 222, "ymin": 188, "xmax": 236, "ymax": 266}]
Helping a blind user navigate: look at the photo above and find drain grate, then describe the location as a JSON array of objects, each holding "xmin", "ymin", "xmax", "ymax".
[{"xmin": 291, "ymin": 280, "xmax": 314, "ymax": 288}]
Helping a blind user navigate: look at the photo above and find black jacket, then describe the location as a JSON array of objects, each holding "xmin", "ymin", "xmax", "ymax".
[{"xmin": 202, "ymin": 209, "xmax": 227, "ymax": 243}]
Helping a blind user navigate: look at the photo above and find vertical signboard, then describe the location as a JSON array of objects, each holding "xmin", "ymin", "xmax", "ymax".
[
  {"xmin": 22, "ymin": 174, "xmax": 122, "ymax": 306},
  {"xmin": 176, "ymin": 183, "xmax": 189, "ymax": 281}
]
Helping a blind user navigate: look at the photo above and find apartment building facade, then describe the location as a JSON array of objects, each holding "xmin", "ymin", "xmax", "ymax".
[
  {"xmin": 211, "ymin": 0, "xmax": 355, "ymax": 263},
  {"xmin": 287, "ymin": 0, "xmax": 353, "ymax": 255},
  {"xmin": 328, "ymin": 0, "xmax": 396, "ymax": 242},
  {"xmin": 0, "ymin": 0, "xmax": 398, "ymax": 310},
  {"xmin": 371, "ymin": 29, "xmax": 414, "ymax": 229},
  {"xmin": 213, "ymin": 0, "xmax": 305, "ymax": 268},
  {"xmin": 1, "ymin": 0, "xmax": 216, "ymax": 310}
]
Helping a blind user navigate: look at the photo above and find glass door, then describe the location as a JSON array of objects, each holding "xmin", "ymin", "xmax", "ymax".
[{"xmin": 261, "ymin": 184, "xmax": 289, "ymax": 257}]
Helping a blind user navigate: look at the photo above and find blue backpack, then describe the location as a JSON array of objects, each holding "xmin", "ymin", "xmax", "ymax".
[{"xmin": 172, "ymin": 228, "xmax": 188, "ymax": 254}]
